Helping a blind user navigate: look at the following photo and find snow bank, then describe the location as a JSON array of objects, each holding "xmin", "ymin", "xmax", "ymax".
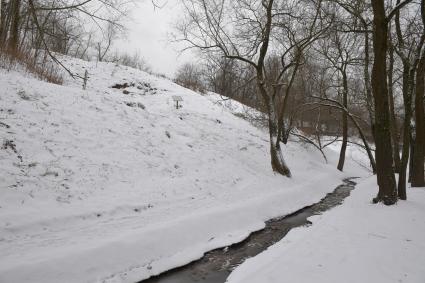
[
  {"xmin": 227, "ymin": 177, "xmax": 425, "ymax": 283},
  {"xmin": 1, "ymin": 57, "xmax": 367, "ymax": 283}
]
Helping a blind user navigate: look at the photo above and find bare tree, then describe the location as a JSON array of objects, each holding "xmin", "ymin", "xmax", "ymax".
[
  {"xmin": 176, "ymin": 0, "xmax": 328, "ymax": 176},
  {"xmin": 96, "ymin": 20, "xmax": 120, "ymax": 62},
  {"xmin": 391, "ymin": 0, "xmax": 424, "ymax": 198},
  {"xmin": 0, "ymin": 0, "xmax": 130, "ymax": 78},
  {"xmin": 109, "ymin": 50, "xmax": 152, "ymax": 72},
  {"xmin": 203, "ymin": 55, "xmax": 260, "ymax": 108},
  {"xmin": 318, "ymin": 18, "xmax": 362, "ymax": 171},
  {"xmin": 370, "ymin": 0, "xmax": 414, "ymax": 205}
]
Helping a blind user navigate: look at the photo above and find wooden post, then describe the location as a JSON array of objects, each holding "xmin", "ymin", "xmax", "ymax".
[{"xmin": 83, "ymin": 70, "xmax": 88, "ymax": 90}]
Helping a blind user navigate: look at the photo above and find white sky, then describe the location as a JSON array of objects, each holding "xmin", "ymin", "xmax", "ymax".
[{"xmin": 115, "ymin": 1, "xmax": 194, "ymax": 77}]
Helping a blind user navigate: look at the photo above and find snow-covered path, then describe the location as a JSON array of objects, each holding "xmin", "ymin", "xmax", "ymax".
[
  {"xmin": 0, "ymin": 58, "xmax": 367, "ymax": 283},
  {"xmin": 227, "ymin": 177, "xmax": 425, "ymax": 283}
]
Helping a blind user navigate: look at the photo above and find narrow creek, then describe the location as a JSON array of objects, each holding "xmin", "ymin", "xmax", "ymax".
[{"xmin": 140, "ymin": 178, "xmax": 357, "ymax": 283}]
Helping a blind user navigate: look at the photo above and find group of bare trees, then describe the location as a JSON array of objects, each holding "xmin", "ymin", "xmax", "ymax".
[
  {"xmin": 176, "ymin": 0, "xmax": 425, "ymax": 205},
  {"xmin": 0, "ymin": 0, "xmax": 139, "ymax": 78},
  {"xmin": 174, "ymin": 62, "xmax": 207, "ymax": 93},
  {"xmin": 1, "ymin": 0, "xmax": 423, "ymax": 205}
]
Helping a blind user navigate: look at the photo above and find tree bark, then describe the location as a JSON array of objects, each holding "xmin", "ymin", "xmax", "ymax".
[
  {"xmin": 371, "ymin": 0, "xmax": 398, "ymax": 205},
  {"xmin": 409, "ymin": 134, "xmax": 415, "ymax": 182},
  {"xmin": 8, "ymin": 0, "xmax": 20, "ymax": 51},
  {"xmin": 0, "ymin": 0, "xmax": 6, "ymax": 47},
  {"xmin": 337, "ymin": 71, "xmax": 348, "ymax": 171},
  {"xmin": 261, "ymin": 84, "xmax": 292, "ymax": 177},
  {"xmin": 411, "ymin": 0, "xmax": 425, "ymax": 187},
  {"xmin": 398, "ymin": 65, "xmax": 412, "ymax": 200},
  {"xmin": 411, "ymin": 54, "xmax": 425, "ymax": 187},
  {"xmin": 388, "ymin": 36, "xmax": 402, "ymax": 172},
  {"xmin": 0, "ymin": 0, "xmax": 12, "ymax": 47},
  {"xmin": 363, "ymin": 24, "xmax": 376, "ymax": 142}
]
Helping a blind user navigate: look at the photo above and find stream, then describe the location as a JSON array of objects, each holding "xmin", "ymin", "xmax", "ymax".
[{"xmin": 140, "ymin": 178, "xmax": 357, "ymax": 283}]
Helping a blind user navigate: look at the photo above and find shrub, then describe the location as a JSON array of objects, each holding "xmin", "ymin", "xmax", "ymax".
[{"xmin": 0, "ymin": 46, "xmax": 63, "ymax": 85}]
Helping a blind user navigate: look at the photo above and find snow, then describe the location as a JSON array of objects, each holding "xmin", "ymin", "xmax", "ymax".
[
  {"xmin": 226, "ymin": 177, "xmax": 425, "ymax": 283},
  {"xmin": 1, "ymin": 57, "xmax": 367, "ymax": 283}
]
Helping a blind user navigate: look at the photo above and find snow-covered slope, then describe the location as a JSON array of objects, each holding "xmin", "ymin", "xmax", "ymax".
[{"xmin": 0, "ymin": 57, "xmax": 367, "ymax": 283}]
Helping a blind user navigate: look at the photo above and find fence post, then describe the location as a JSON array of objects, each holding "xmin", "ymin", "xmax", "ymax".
[{"xmin": 83, "ymin": 70, "xmax": 88, "ymax": 90}]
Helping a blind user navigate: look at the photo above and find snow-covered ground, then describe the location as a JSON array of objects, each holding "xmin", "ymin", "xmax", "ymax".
[
  {"xmin": 227, "ymin": 176, "xmax": 425, "ymax": 283},
  {"xmin": 1, "ymin": 57, "xmax": 367, "ymax": 283}
]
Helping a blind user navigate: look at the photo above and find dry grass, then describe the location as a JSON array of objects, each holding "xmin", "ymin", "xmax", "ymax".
[{"xmin": 0, "ymin": 46, "xmax": 63, "ymax": 85}]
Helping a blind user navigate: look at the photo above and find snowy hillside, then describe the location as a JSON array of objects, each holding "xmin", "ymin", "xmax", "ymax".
[{"xmin": 0, "ymin": 58, "xmax": 367, "ymax": 283}]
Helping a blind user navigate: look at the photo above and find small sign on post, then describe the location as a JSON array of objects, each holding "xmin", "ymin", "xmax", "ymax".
[{"xmin": 172, "ymin": 95, "xmax": 183, "ymax": 109}]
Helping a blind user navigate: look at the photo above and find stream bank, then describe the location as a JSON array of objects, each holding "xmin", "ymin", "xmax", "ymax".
[{"xmin": 141, "ymin": 178, "xmax": 357, "ymax": 283}]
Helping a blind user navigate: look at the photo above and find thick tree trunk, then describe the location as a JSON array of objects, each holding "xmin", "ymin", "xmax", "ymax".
[
  {"xmin": 397, "ymin": 66, "xmax": 412, "ymax": 200},
  {"xmin": 411, "ymin": 55, "xmax": 425, "ymax": 187},
  {"xmin": 371, "ymin": 0, "xmax": 397, "ymax": 205},
  {"xmin": 270, "ymin": 136, "xmax": 291, "ymax": 177},
  {"xmin": 337, "ymin": 72, "xmax": 348, "ymax": 171}
]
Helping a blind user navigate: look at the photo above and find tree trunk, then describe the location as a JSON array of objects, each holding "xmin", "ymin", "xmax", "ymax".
[
  {"xmin": 409, "ymin": 134, "xmax": 414, "ymax": 182},
  {"xmin": 371, "ymin": 0, "xmax": 397, "ymax": 205},
  {"xmin": 411, "ymin": 54, "xmax": 425, "ymax": 187},
  {"xmin": 0, "ymin": 0, "xmax": 12, "ymax": 47},
  {"xmin": 267, "ymin": 98, "xmax": 292, "ymax": 177},
  {"xmin": 388, "ymin": 37, "xmax": 402, "ymax": 172},
  {"xmin": 0, "ymin": 0, "xmax": 6, "ymax": 47},
  {"xmin": 337, "ymin": 71, "xmax": 348, "ymax": 171},
  {"xmin": 270, "ymin": 135, "xmax": 292, "ymax": 177},
  {"xmin": 362, "ymin": 28, "xmax": 378, "ymax": 174},
  {"xmin": 8, "ymin": 0, "xmax": 20, "ymax": 51},
  {"xmin": 397, "ymin": 66, "xmax": 411, "ymax": 200},
  {"xmin": 363, "ymin": 24, "xmax": 376, "ymax": 142},
  {"xmin": 347, "ymin": 109, "xmax": 377, "ymax": 174}
]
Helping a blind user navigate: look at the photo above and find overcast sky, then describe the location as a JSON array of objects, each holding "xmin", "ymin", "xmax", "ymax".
[{"xmin": 115, "ymin": 1, "xmax": 194, "ymax": 77}]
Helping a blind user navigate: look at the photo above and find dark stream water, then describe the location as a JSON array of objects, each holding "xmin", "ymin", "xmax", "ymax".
[{"xmin": 140, "ymin": 178, "xmax": 357, "ymax": 283}]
